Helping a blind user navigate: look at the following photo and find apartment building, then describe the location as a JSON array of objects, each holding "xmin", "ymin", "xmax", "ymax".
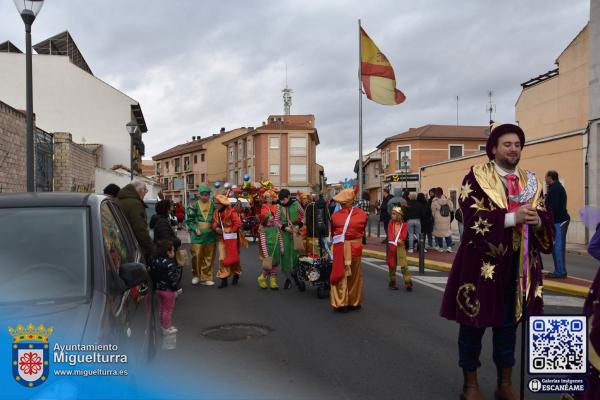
[
  {"xmin": 222, "ymin": 115, "xmax": 320, "ymax": 192},
  {"xmin": 152, "ymin": 127, "xmax": 250, "ymax": 202}
]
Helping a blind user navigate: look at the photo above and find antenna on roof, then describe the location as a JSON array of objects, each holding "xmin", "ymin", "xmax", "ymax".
[
  {"xmin": 486, "ymin": 90, "xmax": 496, "ymax": 125},
  {"xmin": 456, "ymin": 95, "xmax": 459, "ymax": 126},
  {"xmin": 282, "ymin": 63, "xmax": 293, "ymax": 115}
]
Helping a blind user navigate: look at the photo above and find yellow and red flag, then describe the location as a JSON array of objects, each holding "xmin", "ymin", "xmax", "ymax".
[{"xmin": 360, "ymin": 27, "xmax": 406, "ymax": 105}]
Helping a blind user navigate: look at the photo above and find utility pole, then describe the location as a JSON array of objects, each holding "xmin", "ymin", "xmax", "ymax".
[{"xmin": 486, "ymin": 90, "xmax": 496, "ymax": 125}]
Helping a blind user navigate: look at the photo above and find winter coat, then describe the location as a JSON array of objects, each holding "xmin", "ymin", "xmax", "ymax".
[
  {"xmin": 116, "ymin": 184, "xmax": 153, "ymax": 261},
  {"xmin": 419, "ymin": 198, "xmax": 434, "ymax": 232},
  {"xmin": 147, "ymin": 256, "xmax": 181, "ymax": 291},
  {"xmin": 405, "ymin": 199, "xmax": 426, "ymax": 221},
  {"xmin": 545, "ymin": 181, "xmax": 570, "ymax": 223},
  {"xmin": 379, "ymin": 194, "xmax": 393, "ymax": 222},
  {"xmin": 150, "ymin": 214, "xmax": 181, "ymax": 250},
  {"xmin": 431, "ymin": 196, "xmax": 454, "ymax": 237}
]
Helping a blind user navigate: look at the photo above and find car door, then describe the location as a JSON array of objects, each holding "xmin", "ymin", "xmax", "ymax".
[{"xmin": 100, "ymin": 201, "xmax": 154, "ymax": 364}]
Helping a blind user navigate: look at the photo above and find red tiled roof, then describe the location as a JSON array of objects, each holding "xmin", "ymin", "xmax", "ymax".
[
  {"xmin": 377, "ymin": 124, "xmax": 489, "ymax": 148},
  {"xmin": 152, "ymin": 137, "xmax": 210, "ymax": 160}
]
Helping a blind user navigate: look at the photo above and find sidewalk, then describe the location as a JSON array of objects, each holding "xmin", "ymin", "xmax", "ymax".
[{"xmin": 362, "ymin": 236, "xmax": 591, "ymax": 298}]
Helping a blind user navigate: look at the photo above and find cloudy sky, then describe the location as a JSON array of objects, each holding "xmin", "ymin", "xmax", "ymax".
[{"xmin": 0, "ymin": 0, "xmax": 590, "ymax": 181}]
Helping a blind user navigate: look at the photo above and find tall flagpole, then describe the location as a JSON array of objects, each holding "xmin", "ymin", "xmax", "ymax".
[{"xmin": 358, "ymin": 19, "xmax": 364, "ymax": 198}]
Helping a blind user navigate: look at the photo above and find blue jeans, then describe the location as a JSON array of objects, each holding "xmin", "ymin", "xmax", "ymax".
[
  {"xmin": 407, "ymin": 219, "xmax": 421, "ymax": 250},
  {"xmin": 435, "ymin": 236, "xmax": 452, "ymax": 249},
  {"xmin": 552, "ymin": 221, "xmax": 569, "ymax": 276}
]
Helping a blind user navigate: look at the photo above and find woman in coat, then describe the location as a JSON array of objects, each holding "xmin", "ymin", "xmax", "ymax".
[
  {"xmin": 430, "ymin": 187, "xmax": 454, "ymax": 252},
  {"xmin": 150, "ymin": 199, "xmax": 182, "ymax": 250}
]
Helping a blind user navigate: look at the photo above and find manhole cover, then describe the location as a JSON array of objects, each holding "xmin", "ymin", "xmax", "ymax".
[{"xmin": 201, "ymin": 323, "xmax": 272, "ymax": 341}]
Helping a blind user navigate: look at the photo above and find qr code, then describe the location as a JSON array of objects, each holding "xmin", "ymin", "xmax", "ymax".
[{"xmin": 529, "ymin": 316, "xmax": 587, "ymax": 374}]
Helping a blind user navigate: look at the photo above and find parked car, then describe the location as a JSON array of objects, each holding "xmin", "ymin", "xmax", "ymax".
[{"xmin": 0, "ymin": 193, "xmax": 158, "ymax": 370}]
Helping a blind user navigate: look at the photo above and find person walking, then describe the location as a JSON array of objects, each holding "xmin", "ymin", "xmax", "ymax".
[
  {"xmin": 545, "ymin": 170, "xmax": 570, "ymax": 278},
  {"xmin": 440, "ymin": 123, "xmax": 554, "ymax": 400},
  {"xmin": 212, "ymin": 195, "xmax": 242, "ymax": 289},
  {"xmin": 329, "ymin": 189, "xmax": 368, "ymax": 313},
  {"xmin": 379, "ymin": 185, "xmax": 393, "ymax": 243},
  {"xmin": 186, "ymin": 186, "xmax": 217, "ymax": 286},
  {"xmin": 386, "ymin": 207, "xmax": 412, "ymax": 291},
  {"xmin": 425, "ymin": 188, "xmax": 436, "ymax": 248},
  {"xmin": 417, "ymin": 192, "xmax": 432, "ymax": 252},
  {"xmin": 278, "ymin": 189, "xmax": 304, "ymax": 289},
  {"xmin": 117, "ymin": 181, "xmax": 153, "ymax": 262},
  {"xmin": 431, "ymin": 187, "xmax": 454, "ymax": 252},
  {"xmin": 405, "ymin": 192, "xmax": 426, "ymax": 253}
]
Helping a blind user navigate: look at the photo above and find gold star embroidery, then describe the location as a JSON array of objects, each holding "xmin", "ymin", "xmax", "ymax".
[
  {"xmin": 470, "ymin": 196, "xmax": 490, "ymax": 213},
  {"xmin": 481, "ymin": 261, "xmax": 495, "ymax": 280},
  {"xmin": 459, "ymin": 182, "xmax": 474, "ymax": 202},
  {"xmin": 535, "ymin": 285, "xmax": 543, "ymax": 298},
  {"xmin": 471, "ymin": 216, "xmax": 492, "ymax": 236},
  {"xmin": 485, "ymin": 242, "xmax": 507, "ymax": 258}
]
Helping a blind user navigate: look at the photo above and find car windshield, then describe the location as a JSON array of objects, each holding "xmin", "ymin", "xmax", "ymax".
[{"xmin": 0, "ymin": 207, "xmax": 90, "ymax": 305}]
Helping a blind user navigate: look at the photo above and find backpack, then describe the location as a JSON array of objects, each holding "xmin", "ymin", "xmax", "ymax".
[
  {"xmin": 455, "ymin": 207, "xmax": 463, "ymax": 223},
  {"xmin": 439, "ymin": 203, "xmax": 450, "ymax": 218}
]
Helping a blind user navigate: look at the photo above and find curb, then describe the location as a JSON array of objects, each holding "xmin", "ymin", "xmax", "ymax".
[{"xmin": 362, "ymin": 249, "xmax": 590, "ymax": 299}]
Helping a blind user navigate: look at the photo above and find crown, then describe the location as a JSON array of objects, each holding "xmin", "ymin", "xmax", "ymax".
[{"xmin": 8, "ymin": 324, "xmax": 53, "ymax": 343}]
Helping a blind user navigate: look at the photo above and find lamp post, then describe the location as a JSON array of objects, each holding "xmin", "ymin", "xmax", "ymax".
[
  {"xmin": 14, "ymin": 0, "xmax": 45, "ymax": 192},
  {"xmin": 126, "ymin": 122, "xmax": 138, "ymax": 181},
  {"xmin": 401, "ymin": 154, "xmax": 410, "ymax": 190}
]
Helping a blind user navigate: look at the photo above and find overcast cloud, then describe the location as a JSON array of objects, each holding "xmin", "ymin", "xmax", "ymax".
[{"xmin": 0, "ymin": 0, "xmax": 589, "ymax": 181}]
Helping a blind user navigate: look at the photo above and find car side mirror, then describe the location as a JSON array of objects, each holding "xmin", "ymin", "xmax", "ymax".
[{"xmin": 119, "ymin": 262, "xmax": 149, "ymax": 288}]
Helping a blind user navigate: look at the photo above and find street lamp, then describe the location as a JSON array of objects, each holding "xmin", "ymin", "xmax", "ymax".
[
  {"xmin": 126, "ymin": 122, "xmax": 138, "ymax": 181},
  {"xmin": 14, "ymin": 0, "xmax": 45, "ymax": 192},
  {"xmin": 401, "ymin": 154, "xmax": 410, "ymax": 190}
]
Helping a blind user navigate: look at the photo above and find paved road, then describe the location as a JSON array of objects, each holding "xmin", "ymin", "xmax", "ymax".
[{"xmin": 149, "ymin": 240, "xmax": 585, "ymax": 399}]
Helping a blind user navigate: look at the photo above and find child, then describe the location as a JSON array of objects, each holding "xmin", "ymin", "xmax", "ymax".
[
  {"xmin": 148, "ymin": 240, "xmax": 182, "ymax": 335},
  {"xmin": 257, "ymin": 212, "xmax": 284, "ymax": 290},
  {"xmin": 387, "ymin": 207, "xmax": 412, "ymax": 291}
]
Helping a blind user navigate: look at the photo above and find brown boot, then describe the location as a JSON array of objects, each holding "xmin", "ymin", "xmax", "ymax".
[
  {"xmin": 460, "ymin": 370, "xmax": 484, "ymax": 400},
  {"xmin": 494, "ymin": 367, "xmax": 517, "ymax": 400}
]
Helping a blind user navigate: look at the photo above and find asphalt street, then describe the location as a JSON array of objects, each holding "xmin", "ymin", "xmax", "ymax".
[{"xmin": 147, "ymin": 239, "xmax": 585, "ymax": 400}]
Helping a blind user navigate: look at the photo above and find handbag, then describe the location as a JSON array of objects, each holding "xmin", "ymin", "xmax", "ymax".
[
  {"xmin": 261, "ymin": 231, "xmax": 279, "ymax": 271},
  {"xmin": 293, "ymin": 227, "xmax": 305, "ymax": 254},
  {"xmin": 176, "ymin": 249, "xmax": 188, "ymax": 267}
]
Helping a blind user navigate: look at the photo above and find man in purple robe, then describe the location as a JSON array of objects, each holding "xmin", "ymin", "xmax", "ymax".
[{"xmin": 440, "ymin": 123, "xmax": 555, "ymax": 400}]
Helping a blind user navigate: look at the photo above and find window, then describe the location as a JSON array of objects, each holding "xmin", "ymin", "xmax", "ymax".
[
  {"xmin": 289, "ymin": 164, "xmax": 307, "ymax": 182},
  {"xmin": 187, "ymin": 174, "xmax": 195, "ymax": 187},
  {"xmin": 163, "ymin": 178, "xmax": 169, "ymax": 189},
  {"xmin": 174, "ymin": 158, "xmax": 180, "ymax": 172},
  {"xmin": 184, "ymin": 157, "xmax": 190, "ymax": 171},
  {"xmin": 200, "ymin": 173, "xmax": 206, "ymax": 183},
  {"xmin": 269, "ymin": 137, "xmax": 280, "ymax": 149},
  {"xmin": 449, "ymin": 145, "xmax": 464, "ymax": 159},
  {"xmin": 201, "ymin": 153, "xmax": 205, "ymax": 162},
  {"xmin": 165, "ymin": 162, "xmax": 169, "ymax": 172},
  {"xmin": 269, "ymin": 164, "xmax": 280, "ymax": 175},
  {"xmin": 289, "ymin": 137, "xmax": 307, "ymax": 156},
  {"xmin": 234, "ymin": 171, "xmax": 239, "ymax": 184},
  {"xmin": 478, "ymin": 145, "xmax": 486, "ymax": 152},
  {"xmin": 228, "ymin": 145, "xmax": 235, "ymax": 162},
  {"xmin": 397, "ymin": 146, "xmax": 410, "ymax": 170},
  {"xmin": 247, "ymin": 138, "xmax": 253, "ymax": 157},
  {"xmin": 194, "ymin": 155, "xmax": 198, "ymax": 164},
  {"xmin": 156, "ymin": 162, "xmax": 161, "ymax": 175}
]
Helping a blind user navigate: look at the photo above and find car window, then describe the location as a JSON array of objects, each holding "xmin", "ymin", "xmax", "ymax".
[
  {"xmin": 0, "ymin": 207, "xmax": 90, "ymax": 304},
  {"xmin": 101, "ymin": 202, "xmax": 134, "ymax": 269}
]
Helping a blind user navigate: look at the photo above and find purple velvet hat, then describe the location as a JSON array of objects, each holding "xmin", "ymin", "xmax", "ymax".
[{"xmin": 486, "ymin": 123, "xmax": 525, "ymax": 160}]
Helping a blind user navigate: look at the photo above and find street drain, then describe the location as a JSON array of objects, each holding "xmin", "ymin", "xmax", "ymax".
[{"xmin": 201, "ymin": 323, "xmax": 272, "ymax": 341}]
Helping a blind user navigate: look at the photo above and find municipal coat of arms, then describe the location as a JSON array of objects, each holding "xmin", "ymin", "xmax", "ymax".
[{"xmin": 8, "ymin": 324, "xmax": 53, "ymax": 388}]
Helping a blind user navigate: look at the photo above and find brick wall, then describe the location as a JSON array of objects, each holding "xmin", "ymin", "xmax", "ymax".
[
  {"xmin": 53, "ymin": 132, "xmax": 98, "ymax": 192},
  {"xmin": 0, "ymin": 101, "xmax": 27, "ymax": 192}
]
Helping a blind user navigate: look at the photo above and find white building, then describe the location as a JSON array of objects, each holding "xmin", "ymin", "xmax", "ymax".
[{"xmin": 0, "ymin": 31, "xmax": 148, "ymax": 191}]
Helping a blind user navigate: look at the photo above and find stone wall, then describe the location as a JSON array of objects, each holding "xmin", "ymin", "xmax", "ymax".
[
  {"xmin": 0, "ymin": 101, "xmax": 26, "ymax": 192},
  {"xmin": 53, "ymin": 132, "xmax": 99, "ymax": 192}
]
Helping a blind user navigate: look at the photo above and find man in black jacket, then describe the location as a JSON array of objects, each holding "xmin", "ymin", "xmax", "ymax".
[
  {"xmin": 545, "ymin": 170, "xmax": 570, "ymax": 278},
  {"xmin": 379, "ymin": 185, "xmax": 393, "ymax": 243}
]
